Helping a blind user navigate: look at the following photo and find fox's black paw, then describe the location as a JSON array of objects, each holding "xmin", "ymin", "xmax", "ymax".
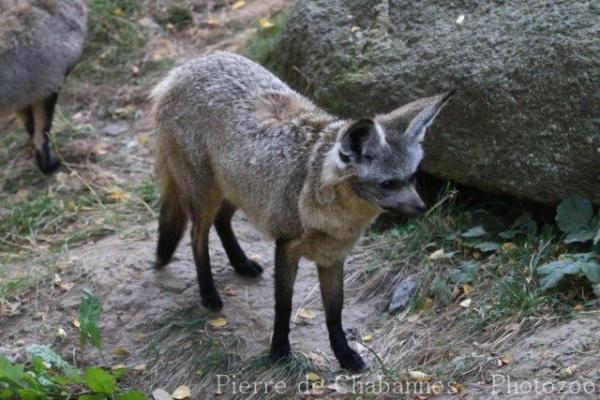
[
  {"xmin": 202, "ymin": 293, "xmax": 224, "ymax": 312},
  {"xmin": 153, "ymin": 258, "xmax": 168, "ymax": 270},
  {"xmin": 37, "ymin": 157, "xmax": 61, "ymax": 175},
  {"xmin": 337, "ymin": 349, "xmax": 366, "ymax": 372},
  {"xmin": 270, "ymin": 342, "xmax": 291, "ymax": 362},
  {"xmin": 234, "ymin": 259, "xmax": 264, "ymax": 278}
]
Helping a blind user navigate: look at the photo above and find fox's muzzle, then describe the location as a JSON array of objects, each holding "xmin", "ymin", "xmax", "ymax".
[{"xmin": 383, "ymin": 186, "xmax": 426, "ymax": 217}]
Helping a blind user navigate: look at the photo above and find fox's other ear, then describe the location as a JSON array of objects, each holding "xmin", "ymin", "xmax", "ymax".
[
  {"xmin": 338, "ymin": 118, "xmax": 380, "ymax": 162},
  {"xmin": 377, "ymin": 90, "xmax": 455, "ymax": 143}
]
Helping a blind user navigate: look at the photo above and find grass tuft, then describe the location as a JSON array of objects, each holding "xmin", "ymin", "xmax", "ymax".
[
  {"xmin": 74, "ymin": 0, "xmax": 146, "ymax": 82},
  {"xmin": 0, "ymin": 195, "xmax": 68, "ymax": 241},
  {"xmin": 166, "ymin": 6, "xmax": 193, "ymax": 30}
]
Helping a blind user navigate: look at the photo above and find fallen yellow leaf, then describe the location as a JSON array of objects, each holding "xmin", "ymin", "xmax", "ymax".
[
  {"xmin": 502, "ymin": 242, "xmax": 518, "ymax": 252},
  {"xmin": 73, "ymin": 318, "xmax": 80, "ymax": 328},
  {"xmin": 172, "ymin": 385, "xmax": 192, "ymax": 399},
  {"xmin": 420, "ymin": 297, "xmax": 434, "ymax": 312},
  {"xmin": 133, "ymin": 333, "xmax": 145, "ymax": 342},
  {"xmin": 350, "ymin": 25, "xmax": 361, "ymax": 32},
  {"xmin": 361, "ymin": 334, "xmax": 373, "ymax": 343},
  {"xmin": 460, "ymin": 298, "xmax": 472, "ymax": 308},
  {"xmin": 298, "ymin": 308, "xmax": 316, "ymax": 319},
  {"xmin": 112, "ymin": 364, "xmax": 127, "ymax": 370},
  {"xmin": 207, "ymin": 16, "xmax": 221, "ymax": 26},
  {"xmin": 137, "ymin": 133, "xmax": 150, "ymax": 146},
  {"xmin": 408, "ymin": 370, "xmax": 431, "ymax": 382},
  {"xmin": 152, "ymin": 388, "xmax": 173, "ymax": 400},
  {"xmin": 559, "ymin": 365, "xmax": 576, "ymax": 378},
  {"xmin": 306, "ymin": 372, "xmax": 322, "ymax": 382},
  {"xmin": 500, "ymin": 353, "xmax": 513, "ymax": 365},
  {"xmin": 258, "ymin": 17, "xmax": 274, "ymax": 29},
  {"xmin": 450, "ymin": 382, "xmax": 464, "ymax": 394},
  {"xmin": 224, "ymin": 286, "xmax": 238, "ymax": 297},
  {"xmin": 134, "ymin": 363, "xmax": 147, "ymax": 371},
  {"xmin": 231, "ymin": 1, "xmax": 246, "ymax": 10},
  {"xmin": 428, "ymin": 249, "xmax": 445, "ymax": 260},
  {"xmin": 462, "ymin": 284, "xmax": 473, "ymax": 295},
  {"xmin": 209, "ymin": 317, "xmax": 228, "ymax": 328},
  {"xmin": 107, "ymin": 187, "xmax": 130, "ymax": 202},
  {"xmin": 57, "ymin": 327, "xmax": 66, "ymax": 339},
  {"xmin": 58, "ymin": 282, "xmax": 74, "ymax": 292},
  {"xmin": 112, "ymin": 347, "xmax": 130, "ymax": 357}
]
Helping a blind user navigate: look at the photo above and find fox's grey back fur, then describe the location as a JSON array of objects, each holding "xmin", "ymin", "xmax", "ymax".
[
  {"xmin": 0, "ymin": 0, "xmax": 87, "ymax": 115},
  {"xmin": 153, "ymin": 52, "xmax": 335, "ymax": 243}
]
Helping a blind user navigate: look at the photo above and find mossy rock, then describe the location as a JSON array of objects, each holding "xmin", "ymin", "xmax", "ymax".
[{"xmin": 273, "ymin": 0, "xmax": 600, "ymax": 204}]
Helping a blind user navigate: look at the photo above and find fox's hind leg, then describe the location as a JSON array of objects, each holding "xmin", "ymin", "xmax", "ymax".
[
  {"xmin": 31, "ymin": 93, "xmax": 61, "ymax": 174},
  {"xmin": 17, "ymin": 106, "xmax": 34, "ymax": 138},
  {"xmin": 215, "ymin": 201, "xmax": 264, "ymax": 277},
  {"xmin": 190, "ymin": 193, "xmax": 223, "ymax": 312}
]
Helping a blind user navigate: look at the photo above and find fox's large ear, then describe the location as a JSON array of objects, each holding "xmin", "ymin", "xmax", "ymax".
[
  {"xmin": 338, "ymin": 119, "xmax": 380, "ymax": 163},
  {"xmin": 377, "ymin": 90, "xmax": 455, "ymax": 143}
]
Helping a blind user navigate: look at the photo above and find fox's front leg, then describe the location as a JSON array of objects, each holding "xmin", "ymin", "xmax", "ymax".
[
  {"xmin": 270, "ymin": 240, "xmax": 300, "ymax": 361},
  {"xmin": 318, "ymin": 262, "xmax": 366, "ymax": 372}
]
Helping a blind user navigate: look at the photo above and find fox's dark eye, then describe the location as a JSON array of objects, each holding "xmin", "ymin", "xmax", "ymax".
[{"xmin": 380, "ymin": 180, "xmax": 400, "ymax": 190}]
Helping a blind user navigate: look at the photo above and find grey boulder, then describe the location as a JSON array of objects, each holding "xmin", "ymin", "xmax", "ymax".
[{"xmin": 274, "ymin": 0, "xmax": 600, "ymax": 204}]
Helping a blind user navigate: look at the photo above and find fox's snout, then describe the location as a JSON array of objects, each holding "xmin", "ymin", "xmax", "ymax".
[{"xmin": 384, "ymin": 187, "xmax": 427, "ymax": 217}]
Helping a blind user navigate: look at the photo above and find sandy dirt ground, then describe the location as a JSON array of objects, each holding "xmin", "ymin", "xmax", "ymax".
[{"xmin": 1, "ymin": 0, "xmax": 599, "ymax": 398}]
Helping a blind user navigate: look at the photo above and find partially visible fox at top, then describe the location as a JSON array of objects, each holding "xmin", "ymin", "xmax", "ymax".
[
  {"xmin": 0, "ymin": 0, "xmax": 87, "ymax": 174},
  {"xmin": 151, "ymin": 51, "xmax": 454, "ymax": 371}
]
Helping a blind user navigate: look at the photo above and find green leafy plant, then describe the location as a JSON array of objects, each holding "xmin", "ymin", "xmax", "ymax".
[
  {"xmin": 79, "ymin": 289, "xmax": 104, "ymax": 351},
  {"xmin": 166, "ymin": 6, "xmax": 193, "ymax": 29},
  {"xmin": 538, "ymin": 253, "xmax": 600, "ymax": 293},
  {"xmin": 0, "ymin": 351, "xmax": 146, "ymax": 399},
  {"xmin": 458, "ymin": 225, "xmax": 502, "ymax": 253},
  {"xmin": 0, "ymin": 292, "xmax": 147, "ymax": 399},
  {"xmin": 556, "ymin": 196, "xmax": 599, "ymax": 244},
  {"xmin": 498, "ymin": 213, "xmax": 538, "ymax": 239},
  {"xmin": 537, "ymin": 196, "xmax": 600, "ymax": 295}
]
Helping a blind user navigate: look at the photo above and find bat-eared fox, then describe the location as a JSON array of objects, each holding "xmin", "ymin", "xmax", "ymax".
[
  {"xmin": 151, "ymin": 51, "xmax": 453, "ymax": 372},
  {"xmin": 0, "ymin": 0, "xmax": 87, "ymax": 174}
]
